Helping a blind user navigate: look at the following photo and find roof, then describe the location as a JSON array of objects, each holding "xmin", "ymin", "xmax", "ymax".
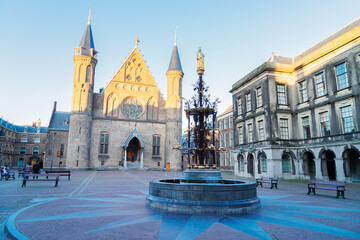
[
  {"xmin": 48, "ymin": 111, "xmax": 70, "ymax": 131},
  {"xmin": 231, "ymin": 17, "xmax": 360, "ymax": 93},
  {"xmin": 167, "ymin": 44, "xmax": 182, "ymax": 72},
  {"xmin": 217, "ymin": 105, "xmax": 233, "ymax": 118},
  {"xmin": 79, "ymin": 21, "xmax": 95, "ymax": 57},
  {"xmin": 122, "ymin": 128, "xmax": 145, "ymax": 148},
  {"xmin": 0, "ymin": 117, "xmax": 47, "ymax": 133}
]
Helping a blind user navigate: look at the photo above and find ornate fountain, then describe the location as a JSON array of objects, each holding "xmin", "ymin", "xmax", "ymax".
[{"xmin": 146, "ymin": 48, "xmax": 260, "ymax": 214}]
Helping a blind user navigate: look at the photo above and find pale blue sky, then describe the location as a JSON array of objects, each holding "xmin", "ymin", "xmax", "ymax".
[{"xmin": 1, "ymin": 0, "xmax": 360, "ymax": 126}]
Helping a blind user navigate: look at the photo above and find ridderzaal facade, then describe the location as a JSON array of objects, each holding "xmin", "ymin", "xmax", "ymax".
[
  {"xmin": 44, "ymin": 15, "xmax": 183, "ymax": 170},
  {"xmin": 230, "ymin": 18, "xmax": 360, "ymax": 183}
]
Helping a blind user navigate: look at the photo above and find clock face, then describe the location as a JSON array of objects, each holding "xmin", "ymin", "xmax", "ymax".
[{"xmin": 121, "ymin": 98, "xmax": 143, "ymax": 119}]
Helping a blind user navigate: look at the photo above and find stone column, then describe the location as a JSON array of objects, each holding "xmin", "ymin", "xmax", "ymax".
[
  {"xmin": 140, "ymin": 148, "xmax": 144, "ymax": 169},
  {"xmin": 124, "ymin": 148, "xmax": 127, "ymax": 169},
  {"xmin": 335, "ymin": 158, "xmax": 345, "ymax": 181},
  {"xmin": 314, "ymin": 158, "xmax": 322, "ymax": 180}
]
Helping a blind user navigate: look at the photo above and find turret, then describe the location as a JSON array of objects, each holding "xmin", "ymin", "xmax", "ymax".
[
  {"xmin": 165, "ymin": 34, "xmax": 184, "ymax": 170},
  {"xmin": 67, "ymin": 11, "xmax": 97, "ymax": 168}
]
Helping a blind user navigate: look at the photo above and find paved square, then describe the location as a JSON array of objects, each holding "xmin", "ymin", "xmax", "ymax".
[{"xmin": 1, "ymin": 170, "xmax": 360, "ymax": 239}]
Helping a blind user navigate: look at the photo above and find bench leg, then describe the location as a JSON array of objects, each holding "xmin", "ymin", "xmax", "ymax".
[
  {"xmin": 22, "ymin": 180, "xmax": 26, "ymax": 187},
  {"xmin": 55, "ymin": 180, "xmax": 58, "ymax": 187}
]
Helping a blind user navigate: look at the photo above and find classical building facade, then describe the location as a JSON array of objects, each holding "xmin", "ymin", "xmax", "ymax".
[
  {"xmin": 216, "ymin": 105, "xmax": 234, "ymax": 170},
  {"xmin": 0, "ymin": 118, "xmax": 48, "ymax": 168},
  {"xmin": 230, "ymin": 18, "xmax": 360, "ymax": 182},
  {"xmin": 44, "ymin": 16, "xmax": 183, "ymax": 170}
]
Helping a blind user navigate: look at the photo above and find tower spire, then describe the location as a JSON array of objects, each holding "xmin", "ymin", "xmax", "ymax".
[
  {"xmin": 76, "ymin": 11, "xmax": 96, "ymax": 57},
  {"xmin": 167, "ymin": 32, "xmax": 182, "ymax": 72}
]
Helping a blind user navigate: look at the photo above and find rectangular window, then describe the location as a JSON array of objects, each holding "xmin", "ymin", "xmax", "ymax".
[
  {"xmin": 258, "ymin": 120, "xmax": 265, "ymax": 141},
  {"xmin": 319, "ymin": 112, "xmax": 331, "ymax": 136},
  {"xmin": 277, "ymin": 85, "xmax": 286, "ymax": 105},
  {"xmin": 336, "ymin": 63, "xmax": 348, "ymax": 90},
  {"xmin": 21, "ymin": 135, "xmax": 27, "ymax": 143},
  {"xmin": 302, "ymin": 116, "xmax": 311, "ymax": 139},
  {"xmin": 152, "ymin": 135, "xmax": 160, "ymax": 155},
  {"xmin": 220, "ymin": 120, "xmax": 223, "ymax": 131},
  {"xmin": 246, "ymin": 93, "xmax": 251, "ymax": 112},
  {"xmin": 238, "ymin": 127, "xmax": 243, "ymax": 144},
  {"xmin": 20, "ymin": 147, "xmax": 26, "ymax": 154},
  {"xmin": 341, "ymin": 106, "xmax": 355, "ymax": 133},
  {"xmin": 34, "ymin": 135, "xmax": 40, "ymax": 143},
  {"xmin": 280, "ymin": 118, "xmax": 289, "ymax": 139},
  {"xmin": 256, "ymin": 87, "xmax": 263, "ymax": 107},
  {"xmin": 315, "ymin": 72, "xmax": 326, "ymax": 97},
  {"xmin": 229, "ymin": 117, "xmax": 233, "ymax": 128},
  {"xmin": 224, "ymin": 118, "xmax": 228, "ymax": 129},
  {"xmin": 220, "ymin": 134, "xmax": 224, "ymax": 148},
  {"xmin": 100, "ymin": 133, "xmax": 109, "ymax": 154},
  {"xmin": 237, "ymin": 98, "xmax": 242, "ymax": 115},
  {"xmin": 230, "ymin": 132, "xmax": 234, "ymax": 146},
  {"xmin": 247, "ymin": 123, "xmax": 253, "ymax": 143},
  {"xmin": 225, "ymin": 133, "xmax": 229, "ymax": 147},
  {"xmin": 298, "ymin": 81, "xmax": 308, "ymax": 103}
]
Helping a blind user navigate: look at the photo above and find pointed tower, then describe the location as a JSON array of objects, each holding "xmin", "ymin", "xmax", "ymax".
[
  {"xmin": 165, "ymin": 35, "xmax": 184, "ymax": 170},
  {"xmin": 67, "ymin": 11, "xmax": 97, "ymax": 168}
]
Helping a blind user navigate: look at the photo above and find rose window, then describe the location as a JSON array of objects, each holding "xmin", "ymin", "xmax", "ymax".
[{"xmin": 122, "ymin": 98, "xmax": 143, "ymax": 118}]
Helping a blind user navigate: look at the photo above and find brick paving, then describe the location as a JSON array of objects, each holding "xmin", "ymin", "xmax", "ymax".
[{"xmin": 0, "ymin": 170, "xmax": 359, "ymax": 240}]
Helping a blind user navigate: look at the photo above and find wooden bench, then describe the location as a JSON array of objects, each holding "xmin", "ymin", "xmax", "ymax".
[
  {"xmin": 256, "ymin": 176, "xmax": 278, "ymax": 189},
  {"xmin": 45, "ymin": 170, "xmax": 71, "ymax": 180},
  {"xmin": 1, "ymin": 171, "xmax": 15, "ymax": 181},
  {"xmin": 18, "ymin": 169, "xmax": 24, "ymax": 178},
  {"xmin": 22, "ymin": 174, "xmax": 60, "ymax": 187},
  {"xmin": 308, "ymin": 181, "xmax": 345, "ymax": 198}
]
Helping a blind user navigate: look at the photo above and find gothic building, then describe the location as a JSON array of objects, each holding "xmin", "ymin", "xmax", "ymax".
[
  {"xmin": 231, "ymin": 18, "xmax": 360, "ymax": 183},
  {"xmin": 44, "ymin": 15, "xmax": 183, "ymax": 170}
]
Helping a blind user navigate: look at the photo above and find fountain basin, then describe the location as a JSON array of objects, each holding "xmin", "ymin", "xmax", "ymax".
[{"xmin": 146, "ymin": 176, "xmax": 260, "ymax": 214}]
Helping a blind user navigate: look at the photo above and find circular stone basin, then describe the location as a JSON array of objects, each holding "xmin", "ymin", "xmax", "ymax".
[{"xmin": 146, "ymin": 178, "xmax": 260, "ymax": 214}]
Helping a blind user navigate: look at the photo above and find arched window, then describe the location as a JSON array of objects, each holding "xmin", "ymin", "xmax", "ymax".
[
  {"xmin": 240, "ymin": 155, "xmax": 244, "ymax": 171},
  {"xmin": 147, "ymin": 97, "xmax": 158, "ymax": 121},
  {"xmin": 282, "ymin": 153, "xmax": 291, "ymax": 173},
  {"xmin": 85, "ymin": 65, "xmax": 91, "ymax": 83},
  {"xmin": 33, "ymin": 147, "xmax": 39, "ymax": 155},
  {"xmin": 260, "ymin": 154, "xmax": 267, "ymax": 172}
]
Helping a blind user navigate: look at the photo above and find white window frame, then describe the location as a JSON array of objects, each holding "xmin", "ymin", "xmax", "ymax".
[
  {"xmin": 277, "ymin": 84, "xmax": 287, "ymax": 105},
  {"xmin": 335, "ymin": 62, "xmax": 349, "ymax": 90},
  {"xmin": 258, "ymin": 120, "xmax": 265, "ymax": 141},
  {"xmin": 298, "ymin": 80, "xmax": 308, "ymax": 103},
  {"xmin": 315, "ymin": 72, "xmax": 326, "ymax": 97},
  {"xmin": 246, "ymin": 93, "xmax": 251, "ymax": 112},
  {"xmin": 256, "ymin": 87, "xmax": 262, "ymax": 108}
]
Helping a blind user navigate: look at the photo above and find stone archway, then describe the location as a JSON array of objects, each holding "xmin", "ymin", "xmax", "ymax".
[
  {"xmin": 122, "ymin": 128, "xmax": 145, "ymax": 169},
  {"xmin": 237, "ymin": 153, "xmax": 243, "ymax": 174},
  {"xmin": 303, "ymin": 151, "xmax": 315, "ymax": 180},
  {"xmin": 247, "ymin": 153, "xmax": 254, "ymax": 177},
  {"xmin": 320, "ymin": 150, "xmax": 336, "ymax": 181},
  {"xmin": 343, "ymin": 147, "xmax": 360, "ymax": 182}
]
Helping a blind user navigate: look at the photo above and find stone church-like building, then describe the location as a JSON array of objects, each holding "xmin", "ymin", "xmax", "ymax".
[{"xmin": 44, "ymin": 16, "xmax": 183, "ymax": 170}]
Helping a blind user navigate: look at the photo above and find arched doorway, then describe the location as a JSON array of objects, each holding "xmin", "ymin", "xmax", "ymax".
[
  {"xmin": 237, "ymin": 153, "xmax": 243, "ymax": 174},
  {"xmin": 127, "ymin": 138, "xmax": 141, "ymax": 166},
  {"xmin": 320, "ymin": 150, "xmax": 336, "ymax": 181},
  {"xmin": 343, "ymin": 148, "xmax": 360, "ymax": 182},
  {"xmin": 303, "ymin": 151, "xmax": 315, "ymax": 180},
  {"xmin": 247, "ymin": 154, "xmax": 254, "ymax": 177}
]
